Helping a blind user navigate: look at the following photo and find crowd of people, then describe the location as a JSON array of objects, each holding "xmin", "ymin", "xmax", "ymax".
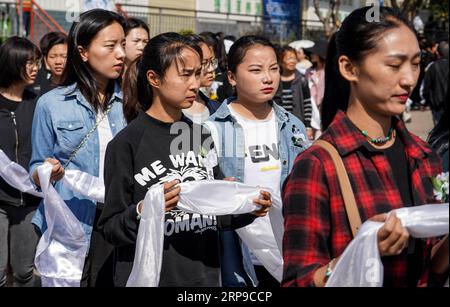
[{"xmin": 0, "ymin": 5, "xmax": 448, "ymax": 287}]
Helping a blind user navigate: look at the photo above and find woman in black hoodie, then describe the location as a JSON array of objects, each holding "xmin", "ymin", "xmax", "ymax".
[{"xmin": 0, "ymin": 37, "xmax": 41, "ymax": 287}]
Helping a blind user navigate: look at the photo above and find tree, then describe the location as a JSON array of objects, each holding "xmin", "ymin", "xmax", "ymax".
[
  {"xmin": 313, "ymin": 0, "xmax": 341, "ymax": 39},
  {"xmin": 427, "ymin": 0, "xmax": 449, "ymax": 21},
  {"xmin": 390, "ymin": 0, "xmax": 426, "ymax": 21}
]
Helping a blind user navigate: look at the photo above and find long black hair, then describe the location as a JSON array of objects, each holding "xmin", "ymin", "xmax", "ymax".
[
  {"xmin": 122, "ymin": 32, "xmax": 202, "ymax": 123},
  {"xmin": 0, "ymin": 36, "xmax": 41, "ymax": 89},
  {"xmin": 321, "ymin": 6, "xmax": 415, "ymax": 130},
  {"xmin": 61, "ymin": 9, "xmax": 126, "ymax": 112}
]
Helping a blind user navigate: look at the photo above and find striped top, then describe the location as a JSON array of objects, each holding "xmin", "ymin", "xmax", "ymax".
[{"xmin": 281, "ymin": 80, "xmax": 294, "ymax": 112}]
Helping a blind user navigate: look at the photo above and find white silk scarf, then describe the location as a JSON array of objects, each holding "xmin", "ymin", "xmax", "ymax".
[
  {"xmin": 0, "ymin": 150, "xmax": 104, "ymax": 287},
  {"xmin": 126, "ymin": 180, "xmax": 284, "ymax": 287},
  {"xmin": 326, "ymin": 204, "xmax": 449, "ymax": 287},
  {"xmin": 1, "ymin": 150, "xmax": 284, "ymax": 287}
]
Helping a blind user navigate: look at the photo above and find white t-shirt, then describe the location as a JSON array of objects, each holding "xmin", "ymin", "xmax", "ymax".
[
  {"xmin": 229, "ymin": 104, "xmax": 282, "ymax": 266},
  {"xmin": 97, "ymin": 109, "xmax": 114, "ymax": 184}
]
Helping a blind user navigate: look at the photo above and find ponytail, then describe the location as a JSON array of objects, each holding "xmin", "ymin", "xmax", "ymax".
[
  {"xmin": 122, "ymin": 32, "xmax": 203, "ymax": 123},
  {"xmin": 123, "ymin": 56, "xmax": 153, "ymax": 123},
  {"xmin": 215, "ymin": 32, "xmax": 228, "ymax": 72},
  {"xmin": 321, "ymin": 32, "xmax": 350, "ymax": 130},
  {"xmin": 320, "ymin": 6, "xmax": 414, "ymax": 130}
]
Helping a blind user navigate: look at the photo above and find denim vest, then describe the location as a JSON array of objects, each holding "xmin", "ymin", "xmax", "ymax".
[
  {"xmin": 29, "ymin": 82, "xmax": 126, "ymax": 243},
  {"xmin": 205, "ymin": 97, "xmax": 310, "ymax": 286}
]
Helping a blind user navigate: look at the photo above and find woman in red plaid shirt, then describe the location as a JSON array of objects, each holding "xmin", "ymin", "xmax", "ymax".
[{"xmin": 282, "ymin": 6, "xmax": 449, "ymax": 287}]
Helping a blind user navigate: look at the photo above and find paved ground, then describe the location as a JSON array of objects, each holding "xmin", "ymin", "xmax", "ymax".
[{"xmin": 405, "ymin": 109, "xmax": 434, "ymax": 141}]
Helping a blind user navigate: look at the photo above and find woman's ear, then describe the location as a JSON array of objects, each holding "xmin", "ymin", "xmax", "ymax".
[
  {"xmin": 227, "ymin": 71, "xmax": 236, "ymax": 87},
  {"xmin": 338, "ymin": 55, "xmax": 358, "ymax": 82},
  {"xmin": 147, "ymin": 70, "xmax": 160, "ymax": 88},
  {"xmin": 77, "ymin": 46, "xmax": 88, "ymax": 63}
]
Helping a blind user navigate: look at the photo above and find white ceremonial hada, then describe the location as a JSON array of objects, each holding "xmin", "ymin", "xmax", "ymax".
[
  {"xmin": 326, "ymin": 204, "xmax": 449, "ymax": 287},
  {"xmin": 0, "ymin": 150, "xmax": 105, "ymax": 286},
  {"xmin": 126, "ymin": 180, "xmax": 284, "ymax": 287},
  {"xmin": 1, "ymin": 149, "xmax": 285, "ymax": 287}
]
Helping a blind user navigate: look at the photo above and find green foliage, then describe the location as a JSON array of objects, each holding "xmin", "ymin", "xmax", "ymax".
[
  {"xmin": 178, "ymin": 28, "xmax": 194, "ymax": 36},
  {"xmin": 427, "ymin": 0, "xmax": 449, "ymax": 21}
]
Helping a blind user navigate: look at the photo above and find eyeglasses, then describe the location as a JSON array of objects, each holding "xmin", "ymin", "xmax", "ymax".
[{"xmin": 202, "ymin": 58, "xmax": 218, "ymax": 70}]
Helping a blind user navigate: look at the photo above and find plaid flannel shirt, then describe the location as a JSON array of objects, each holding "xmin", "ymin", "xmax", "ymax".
[{"xmin": 282, "ymin": 111, "xmax": 442, "ymax": 287}]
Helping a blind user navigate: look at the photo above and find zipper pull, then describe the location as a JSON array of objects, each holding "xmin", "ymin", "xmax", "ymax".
[{"xmin": 10, "ymin": 111, "xmax": 17, "ymax": 125}]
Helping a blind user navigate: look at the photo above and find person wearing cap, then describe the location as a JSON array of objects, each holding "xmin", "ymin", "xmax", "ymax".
[
  {"xmin": 295, "ymin": 48, "xmax": 312, "ymax": 75},
  {"xmin": 305, "ymin": 40, "xmax": 327, "ymax": 108},
  {"xmin": 288, "ymin": 40, "xmax": 314, "ymax": 75}
]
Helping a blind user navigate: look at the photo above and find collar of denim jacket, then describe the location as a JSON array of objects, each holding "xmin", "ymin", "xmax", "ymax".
[
  {"xmin": 214, "ymin": 96, "xmax": 289, "ymax": 125},
  {"xmin": 64, "ymin": 81, "xmax": 122, "ymax": 112}
]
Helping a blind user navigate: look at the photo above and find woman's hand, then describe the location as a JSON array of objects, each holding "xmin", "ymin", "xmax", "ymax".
[
  {"xmin": 32, "ymin": 158, "xmax": 65, "ymax": 187},
  {"xmin": 306, "ymin": 127, "xmax": 314, "ymax": 140},
  {"xmin": 371, "ymin": 212, "xmax": 410, "ymax": 257},
  {"xmin": 137, "ymin": 179, "xmax": 181, "ymax": 213},
  {"xmin": 252, "ymin": 190, "xmax": 272, "ymax": 217},
  {"xmin": 163, "ymin": 180, "xmax": 181, "ymax": 212}
]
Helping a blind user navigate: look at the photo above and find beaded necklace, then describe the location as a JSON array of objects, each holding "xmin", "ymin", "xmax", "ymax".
[{"xmin": 361, "ymin": 127, "xmax": 395, "ymax": 145}]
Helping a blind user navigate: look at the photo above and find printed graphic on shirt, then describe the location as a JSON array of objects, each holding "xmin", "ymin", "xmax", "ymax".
[
  {"xmin": 159, "ymin": 166, "xmax": 208, "ymax": 184},
  {"xmin": 134, "ymin": 150, "xmax": 217, "ymax": 236},
  {"xmin": 248, "ymin": 143, "xmax": 279, "ymax": 164},
  {"xmin": 228, "ymin": 105, "xmax": 283, "ymax": 197},
  {"xmin": 164, "ymin": 210, "xmax": 217, "ymax": 236},
  {"xmin": 134, "ymin": 151, "xmax": 208, "ymax": 186},
  {"xmin": 291, "ymin": 124, "xmax": 309, "ymax": 148}
]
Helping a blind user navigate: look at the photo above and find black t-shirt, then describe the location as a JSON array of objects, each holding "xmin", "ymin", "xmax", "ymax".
[
  {"xmin": 0, "ymin": 90, "xmax": 36, "ymax": 111},
  {"xmin": 0, "ymin": 94, "xmax": 20, "ymax": 112},
  {"xmin": 381, "ymin": 136, "xmax": 413, "ymax": 206},
  {"xmin": 380, "ymin": 136, "xmax": 423, "ymax": 287},
  {"xmin": 99, "ymin": 111, "xmax": 255, "ymax": 287}
]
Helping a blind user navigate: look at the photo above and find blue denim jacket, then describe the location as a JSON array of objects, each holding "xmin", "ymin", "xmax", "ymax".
[
  {"xmin": 29, "ymin": 82, "xmax": 126, "ymax": 242},
  {"xmin": 205, "ymin": 97, "xmax": 310, "ymax": 286}
]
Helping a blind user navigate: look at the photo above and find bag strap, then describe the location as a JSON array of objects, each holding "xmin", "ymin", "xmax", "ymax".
[
  {"xmin": 314, "ymin": 139, "xmax": 362, "ymax": 237},
  {"xmin": 63, "ymin": 104, "xmax": 113, "ymax": 169}
]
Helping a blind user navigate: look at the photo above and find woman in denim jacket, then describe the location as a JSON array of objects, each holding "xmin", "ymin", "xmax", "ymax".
[
  {"xmin": 205, "ymin": 36, "xmax": 310, "ymax": 287},
  {"xmin": 29, "ymin": 9, "xmax": 127, "ymax": 286}
]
